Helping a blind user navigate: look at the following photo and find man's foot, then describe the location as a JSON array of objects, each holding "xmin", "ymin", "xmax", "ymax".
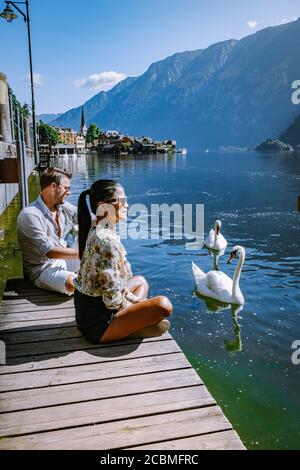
[{"xmin": 130, "ymin": 319, "xmax": 170, "ymax": 338}]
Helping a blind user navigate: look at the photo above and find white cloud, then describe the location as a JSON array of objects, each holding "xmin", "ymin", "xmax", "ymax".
[
  {"xmin": 248, "ymin": 20, "xmax": 258, "ymax": 29},
  {"xmin": 32, "ymin": 73, "xmax": 44, "ymax": 85},
  {"xmin": 24, "ymin": 72, "xmax": 44, "ymax": 85},
  {"xmin": 73, "ymin": 71, "xmax": 127, "ymax": 92}
]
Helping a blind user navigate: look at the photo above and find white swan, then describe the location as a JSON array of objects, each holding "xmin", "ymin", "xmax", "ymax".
[
  {"xmin": 192, "ymin": 246, "xmax": 245, "ymax": 305},
  {"xmin": 204, "ymin": 220, "xmax": 227, "ymax": 251}
]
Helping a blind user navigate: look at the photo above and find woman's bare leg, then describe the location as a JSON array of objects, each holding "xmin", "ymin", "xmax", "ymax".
[
  {"xmin": 127, "ymin": 275, "xmax": 149, "ymax": 300},
  {"xmin": 100, "ymin": 295, "xmax": 172, "ymax": 343}
]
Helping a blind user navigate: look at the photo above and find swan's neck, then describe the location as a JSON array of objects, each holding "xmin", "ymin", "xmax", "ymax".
[
  {"xmin": 214, "ymin": 226, "xmax": 220, "ymax": 243},
  {"xmin": 232, "ymin": 255, "xmax": 244, "ymax": 296},
  {"xmin": 213, "ymin": 253, "xmax": 219, "ymax": 271}
]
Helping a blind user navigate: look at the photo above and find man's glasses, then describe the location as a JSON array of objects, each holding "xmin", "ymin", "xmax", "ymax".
[{"xmin": 56, "ymin": 183, "xmax": 71, "ymax": 192}]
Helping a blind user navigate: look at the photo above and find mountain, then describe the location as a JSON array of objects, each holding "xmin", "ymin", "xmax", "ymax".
[
  {"xmin": 37, "ymin": 113, "xmax": 62, "ymax": 124},
  {"xmin": 50, "ymin": 77, "xmax": 138, "ymax": 130},
  {"xmin": 51, "ymin": 18, "xmax": 300, "ymax": 149},
  {"xmin": 256, "ymin": 139, "xmax": 294, "ymax": 152},
  {"xmin": 281, "ymin": 114, "xmax": 300, "ymax": 148}
]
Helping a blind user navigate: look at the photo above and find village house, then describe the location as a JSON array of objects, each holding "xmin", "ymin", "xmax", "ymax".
[
  {"xmin": 76, "ymin": 134, "xmax": 85, "ymax": 150},
  {"xmin": 120, "ymin": 135, "xmax": 134, "ymax": 146},
  {"xmin": 54, "ymin": 127, "xmax": 77, "ymax": 146}
]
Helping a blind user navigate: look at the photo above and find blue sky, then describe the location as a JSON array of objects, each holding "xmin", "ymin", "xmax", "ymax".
[{"xmin": 0, "ymin": 0, "xmax": 298, "ymax": 114}]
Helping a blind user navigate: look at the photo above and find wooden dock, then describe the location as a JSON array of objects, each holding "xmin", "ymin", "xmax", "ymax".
[{"xmin": 0, "ymin": 279, "xmax": 245, "ymax": 450}]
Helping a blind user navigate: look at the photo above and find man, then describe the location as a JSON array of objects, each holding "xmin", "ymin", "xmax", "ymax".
[{"xmin": 17, "ymin": 167, "xmax": 80, "ymax": 295}]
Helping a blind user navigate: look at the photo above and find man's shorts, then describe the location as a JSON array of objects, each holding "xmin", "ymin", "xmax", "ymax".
[{"xmin": 34, "ymin": 259, "xmax": 79, "ymax": 295}]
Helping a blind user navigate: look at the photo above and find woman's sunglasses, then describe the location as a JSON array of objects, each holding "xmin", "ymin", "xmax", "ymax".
[{"xmin": 105, "ymin": 196, "xmax": 128, "ymax": 205}]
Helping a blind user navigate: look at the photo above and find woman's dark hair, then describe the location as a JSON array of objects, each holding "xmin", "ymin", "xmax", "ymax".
[{"xmin": 78, "ymin": 179, "xmax": 121, "ymax": 258}]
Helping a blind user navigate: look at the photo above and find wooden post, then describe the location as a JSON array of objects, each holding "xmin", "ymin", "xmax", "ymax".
[{"xmin": 16, "ymin": 107, "xmax": 29, "ymax": 209}]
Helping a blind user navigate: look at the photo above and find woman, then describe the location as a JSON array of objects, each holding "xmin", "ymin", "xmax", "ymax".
[{"xmin": 74, "ymin": 179, "xmax": 173, "ymax": 344}]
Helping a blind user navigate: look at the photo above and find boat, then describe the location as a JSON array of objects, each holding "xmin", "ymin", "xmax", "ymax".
[{"xmin": 176, "ymin": 148, "xmax": 187, "ymax": 155}]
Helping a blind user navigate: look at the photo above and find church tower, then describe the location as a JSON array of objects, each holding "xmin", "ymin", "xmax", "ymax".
[{"xmin": 80, "ymin": 107, "xmax": 87, "ymax": 136}]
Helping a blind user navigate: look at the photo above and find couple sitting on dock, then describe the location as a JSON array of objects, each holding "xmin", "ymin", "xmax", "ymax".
[{"xmin": 17, "ymin": 167, "xmax": 172, "ymax": 344}]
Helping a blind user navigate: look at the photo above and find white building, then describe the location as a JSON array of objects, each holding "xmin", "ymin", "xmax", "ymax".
[{"xmin": 76, "ymin": 134, "xmax": 86, "ymax": 150}]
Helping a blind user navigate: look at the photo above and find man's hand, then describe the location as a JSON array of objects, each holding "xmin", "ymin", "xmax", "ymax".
[{"xmin": 47, "ymin": 246, "xmax": 79, "ymax": 260}]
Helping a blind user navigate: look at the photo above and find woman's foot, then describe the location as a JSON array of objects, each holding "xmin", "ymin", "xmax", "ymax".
[{"xmin": 130, "ymin": 319, "xmax": 170, "ymax": 338}]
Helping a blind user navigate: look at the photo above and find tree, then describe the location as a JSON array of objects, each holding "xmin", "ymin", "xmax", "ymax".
[
  {"xmin": 86, "ymin": 123, "xmax": 101, "ymax": 144},
  {"xmin": 38, "ymin": 121, "xmax": 60, "ymax": 146}
]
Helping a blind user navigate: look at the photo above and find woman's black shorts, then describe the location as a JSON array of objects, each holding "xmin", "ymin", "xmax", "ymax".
[{"xmin": 74, "ymin": 289, "xmax": 118, "ymax": 344}]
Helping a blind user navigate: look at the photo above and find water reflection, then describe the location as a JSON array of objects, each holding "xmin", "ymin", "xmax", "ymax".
[
  {"xmin": 224, "ymin": 304, "xmax": 243, "ymax": 353},
  {"xmin": 55, "ymin": 155, "xmax": 89, "ymax": 181},
  {"xmin": 53, "ymin": 152, "xmax": 186, "ymax": 186},
  {"xmin": 194, "ymin": 291, "xmax": 243, "ymax": 353},
  {"xmin": 204, "ymin": 247, "xmax": 227, "ymax": 271}
]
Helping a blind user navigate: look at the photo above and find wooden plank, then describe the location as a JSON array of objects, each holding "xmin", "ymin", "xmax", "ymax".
[
  {"xmin": 4, "ymin": 287, "xmax": 62, "ymax": 294},
  {"xmin": 1, "ymin": 292, "xmax": 70, "ymax": 306},
  {"xmin": 0, "ymin": 300, "xmax": 74, "ymax": 313},
  {"xmin": 5, "ymin": 279, "xmax": 58, "ymax": 289},
  {"xmin": 0, "ymin": 352, "xmax": 188, "ymax": 392},
  {"xmin": 0, "ymin": 406, "xmax": 231, "ymax": 450},
  {"xmin": 5, "ymin": 279, "xmax": 35, "ymax": 289},
  {"xmin": 0, "ymin": 318, "xmax": 76, "ymax": 332},
  {"xmin": 1, "ymin": 297, "xmax": 71, "ymax": 307},
  {"xmin": 0, "ymin": 308, "xmax": 75, "ymax": 324},
  {"xmin": 5, "ymin": 336, "xmax": 101, "ymax": 358},
  {"xmin": 0, "ymin": 385, "xmax": 214, "ymax": 437},
  {"xmin": 1, "ymin": 326, "xmax": 82, "ymax": 344},
  {"xmin": 0, "ymin": 337, "xmax": 180, "ymax": 373},
  {"xmin": 5, "ymin": 332, "xmax": 174, "ymax": 359},
  {"xmin": 129, "ymin": 429, "xmax": 246, "ymax": 450},
  {"xmin": 0, "ymin": 368, "xmax": 201, "ymax": 412},
  {"xmin": 3, "ymin": 290, "xmax": 64, "ymax": 299}
]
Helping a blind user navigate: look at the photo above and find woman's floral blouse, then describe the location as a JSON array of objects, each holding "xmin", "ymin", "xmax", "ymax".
[{"xmin": 75, "ymin": 225, "xmax": 139, "ymax": 310}]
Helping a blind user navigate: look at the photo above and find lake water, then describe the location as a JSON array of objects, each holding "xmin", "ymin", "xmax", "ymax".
[{"xmin": 2, "ymin": 150, "xmax": 299, "ymax": 449}]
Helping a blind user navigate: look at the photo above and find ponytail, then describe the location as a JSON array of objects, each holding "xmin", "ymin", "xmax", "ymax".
[{"xmin": 78, "ymin": 189, "xmax": 91, "ymax": 259}]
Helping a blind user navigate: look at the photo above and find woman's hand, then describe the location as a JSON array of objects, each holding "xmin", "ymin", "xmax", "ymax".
[{"xmin": 127, "ymin": 275, "xmax": 149, "ymax": 300}]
